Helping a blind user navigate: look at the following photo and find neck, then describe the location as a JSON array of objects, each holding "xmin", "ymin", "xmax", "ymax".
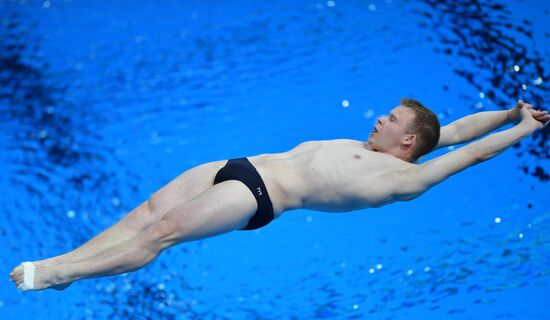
[
  {"xmin": 363, "ymin": 141, "xmax": 413, "ymax": 163},
  {"xmin": 395, "ymin": 153, "xmax": 413, "ymax": 163}
]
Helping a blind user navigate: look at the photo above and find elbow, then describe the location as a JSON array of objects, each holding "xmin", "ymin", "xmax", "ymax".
[
  {"xmin": 471, "ymin": 151, "xmax": 484, "ymax": 162},
  {"xmin": 448, "ymin": 124, "xmax": 461, "ymax": 145},
  {"xmin": 469, "ymin": 146, "xmax": 487, "ymax": 163}
]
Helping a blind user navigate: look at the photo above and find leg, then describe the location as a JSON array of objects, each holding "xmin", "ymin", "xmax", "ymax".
[
  {"xmin": 42, "ymin": 160, "xmax": 228, "ymax": 266},
  {"xmin": 11, "ymin": 180, "xmax": 259, "ymax": 290},
  {"xmin": 41, "ymin": 201, "xmax": 153, "ymax": 267}
]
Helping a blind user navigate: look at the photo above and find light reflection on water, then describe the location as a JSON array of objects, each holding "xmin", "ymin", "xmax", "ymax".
[{"xmin": 0, "ymin": 0, "xmax": 548, "ymax": 318}]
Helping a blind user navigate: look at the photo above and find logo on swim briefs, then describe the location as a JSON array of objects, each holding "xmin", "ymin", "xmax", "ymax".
[{"xmin": 257, "ymin": 187, "xmax": 263, "ymax": 196}]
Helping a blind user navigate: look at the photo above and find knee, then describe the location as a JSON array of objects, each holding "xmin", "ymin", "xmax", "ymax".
[
  {"xmin": 139, "ymin": 196, "xmax": 164, "ymax": 226},
  {"xmin": 144, "ymin": 220, "xmax": 180, "ymax": 250},
  {"xmin": 147, "ymin": 197, "xmax": 162, "ymax": 218}
]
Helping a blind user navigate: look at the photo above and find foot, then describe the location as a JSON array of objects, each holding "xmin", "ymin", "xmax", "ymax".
[
  {"xmin": 40, "ymin": 256, "xmax": 65, "ymax": 267},
  {"xmin": 10, "ymin": 260, "xmax": 72, "ymax": 291},
  {"xmin": 34, "ymin": 257, "xmax": 73, "ymax": 290}
]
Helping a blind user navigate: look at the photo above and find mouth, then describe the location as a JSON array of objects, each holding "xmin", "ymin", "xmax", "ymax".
[{"xmin": 371, "ymin": 125, "xmax": 378, "ymax": 134}]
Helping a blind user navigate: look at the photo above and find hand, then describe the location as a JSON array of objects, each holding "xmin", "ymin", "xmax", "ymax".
[
  {"xmin": 509, "ymin": 100, "xmax": 549, "ymax": 127},
  {"xmin": 517, "ymin": 100, "xmax": 549, "ymax": 132}
]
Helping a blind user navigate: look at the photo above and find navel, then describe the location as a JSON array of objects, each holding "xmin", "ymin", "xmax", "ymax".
[{"xmin": 354, "ymin": 154, "xmax": 362, "ymax": 159}]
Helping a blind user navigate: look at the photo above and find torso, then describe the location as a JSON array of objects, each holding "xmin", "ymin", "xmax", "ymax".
[{"xmin": 246, "ymin": 139, "xmax": 417, "ymax": 217}]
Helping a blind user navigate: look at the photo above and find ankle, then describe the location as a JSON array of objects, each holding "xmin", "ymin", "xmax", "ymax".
[{"xmin": 53, "ymin": 262, "xmax": 75, "ymax": 284}]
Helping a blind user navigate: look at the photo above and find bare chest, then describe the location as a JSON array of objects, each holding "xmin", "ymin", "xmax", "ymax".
[{"xmin": 263, "ymin": 140, "xmax": 413, "ymax": 212}]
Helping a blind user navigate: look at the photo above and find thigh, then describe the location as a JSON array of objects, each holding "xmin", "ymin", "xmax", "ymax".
[
  {"xmin": 148, "ymin": 159, "xmax": 228, "ymax": 219},
  {"xmin": 160, "ymin": 180, "xmax": 258, "ymax": 244}
]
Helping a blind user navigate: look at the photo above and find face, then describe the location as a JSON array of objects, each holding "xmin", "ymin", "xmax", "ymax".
[{"xmin": 366, "ymin": 105, "xmax": 417, "ymax": 153}]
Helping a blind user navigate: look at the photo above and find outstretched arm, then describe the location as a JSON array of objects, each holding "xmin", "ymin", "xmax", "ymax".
[
  {"xmin": 434, "ymin": 100, "xmax": 549, "ymax": 149},
  {"xmin": 396, "ymin": 102, "xmax": 547, "ymax": 200}
]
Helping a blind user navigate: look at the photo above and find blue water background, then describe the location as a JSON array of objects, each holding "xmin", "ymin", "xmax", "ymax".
[{"xmin": 1, "ymin": 0, "xmax": 549, "ymax": 319}]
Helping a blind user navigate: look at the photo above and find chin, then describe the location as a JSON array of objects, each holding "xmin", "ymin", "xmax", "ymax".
[
  {"xmin": 364, "ymin": 139, "xmax": 375, "ymax": 149},
  {"xmin": 366, "ymin": 136, "xmax": 375, "ymax": 144}
]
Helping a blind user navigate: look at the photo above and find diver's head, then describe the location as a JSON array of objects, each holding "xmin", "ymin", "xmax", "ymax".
[{"xmin": 367, "ymin": 97, "xmax": 440, "ymax": 162}]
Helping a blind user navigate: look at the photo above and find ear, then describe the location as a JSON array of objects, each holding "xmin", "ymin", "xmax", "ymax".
[{"xmin": 401, "ymin": 133, "xmax": 416, "ymax": 148}]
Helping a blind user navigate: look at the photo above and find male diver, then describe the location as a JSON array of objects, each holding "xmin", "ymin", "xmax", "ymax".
[{"xmin": 10, "ymin": 98, "xmax": 549, "ymax": 291}]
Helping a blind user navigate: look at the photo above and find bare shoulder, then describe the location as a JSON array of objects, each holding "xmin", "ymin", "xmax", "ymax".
[
  {"xmin": 296, "ymin": 138, "xmax": 362, "ymax": 146},
  {"xmin": 370, "ymin": 156, "xmax": 421, "ymax": 203},
  {"xmin": 287, "ymin": 138, "xmax": 362, "ymax": 153},
  {"xmin": 382, "ymin": 144, "xmax": 479, "ymax": 202}
]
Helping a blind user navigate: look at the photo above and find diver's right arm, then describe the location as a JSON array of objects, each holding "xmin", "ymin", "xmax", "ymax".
[{"xmin": 395, "ymin": 104, "xmax": 542, "ymax": 200}]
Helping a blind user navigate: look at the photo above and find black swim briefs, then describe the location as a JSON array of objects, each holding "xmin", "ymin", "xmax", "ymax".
[{"xmin": 213, "ymin": 157, "xmax": 275, "ymax": 230}]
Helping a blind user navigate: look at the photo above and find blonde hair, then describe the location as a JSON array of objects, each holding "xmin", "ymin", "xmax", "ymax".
[{"xmin": 400, "ymin": 97, "xmax": 440, "ymax": 161}]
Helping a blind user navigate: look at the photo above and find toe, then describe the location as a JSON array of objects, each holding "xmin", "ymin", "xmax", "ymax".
[
  {"xmin": 15, "ymin": 266, "xmax": 23, "ymax": 283},
  {"xmin": 14, "ymin": 267, "xmax": 22, "ymax": 279}
]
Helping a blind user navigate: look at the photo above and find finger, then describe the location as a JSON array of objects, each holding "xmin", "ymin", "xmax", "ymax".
[
  {"xmin": 530, "ymin": 110, "xmax": 545, "ymax": 117},
  {"xmin": 517, "ymin": 100, "xmax": 524, "ymax": 108}
]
